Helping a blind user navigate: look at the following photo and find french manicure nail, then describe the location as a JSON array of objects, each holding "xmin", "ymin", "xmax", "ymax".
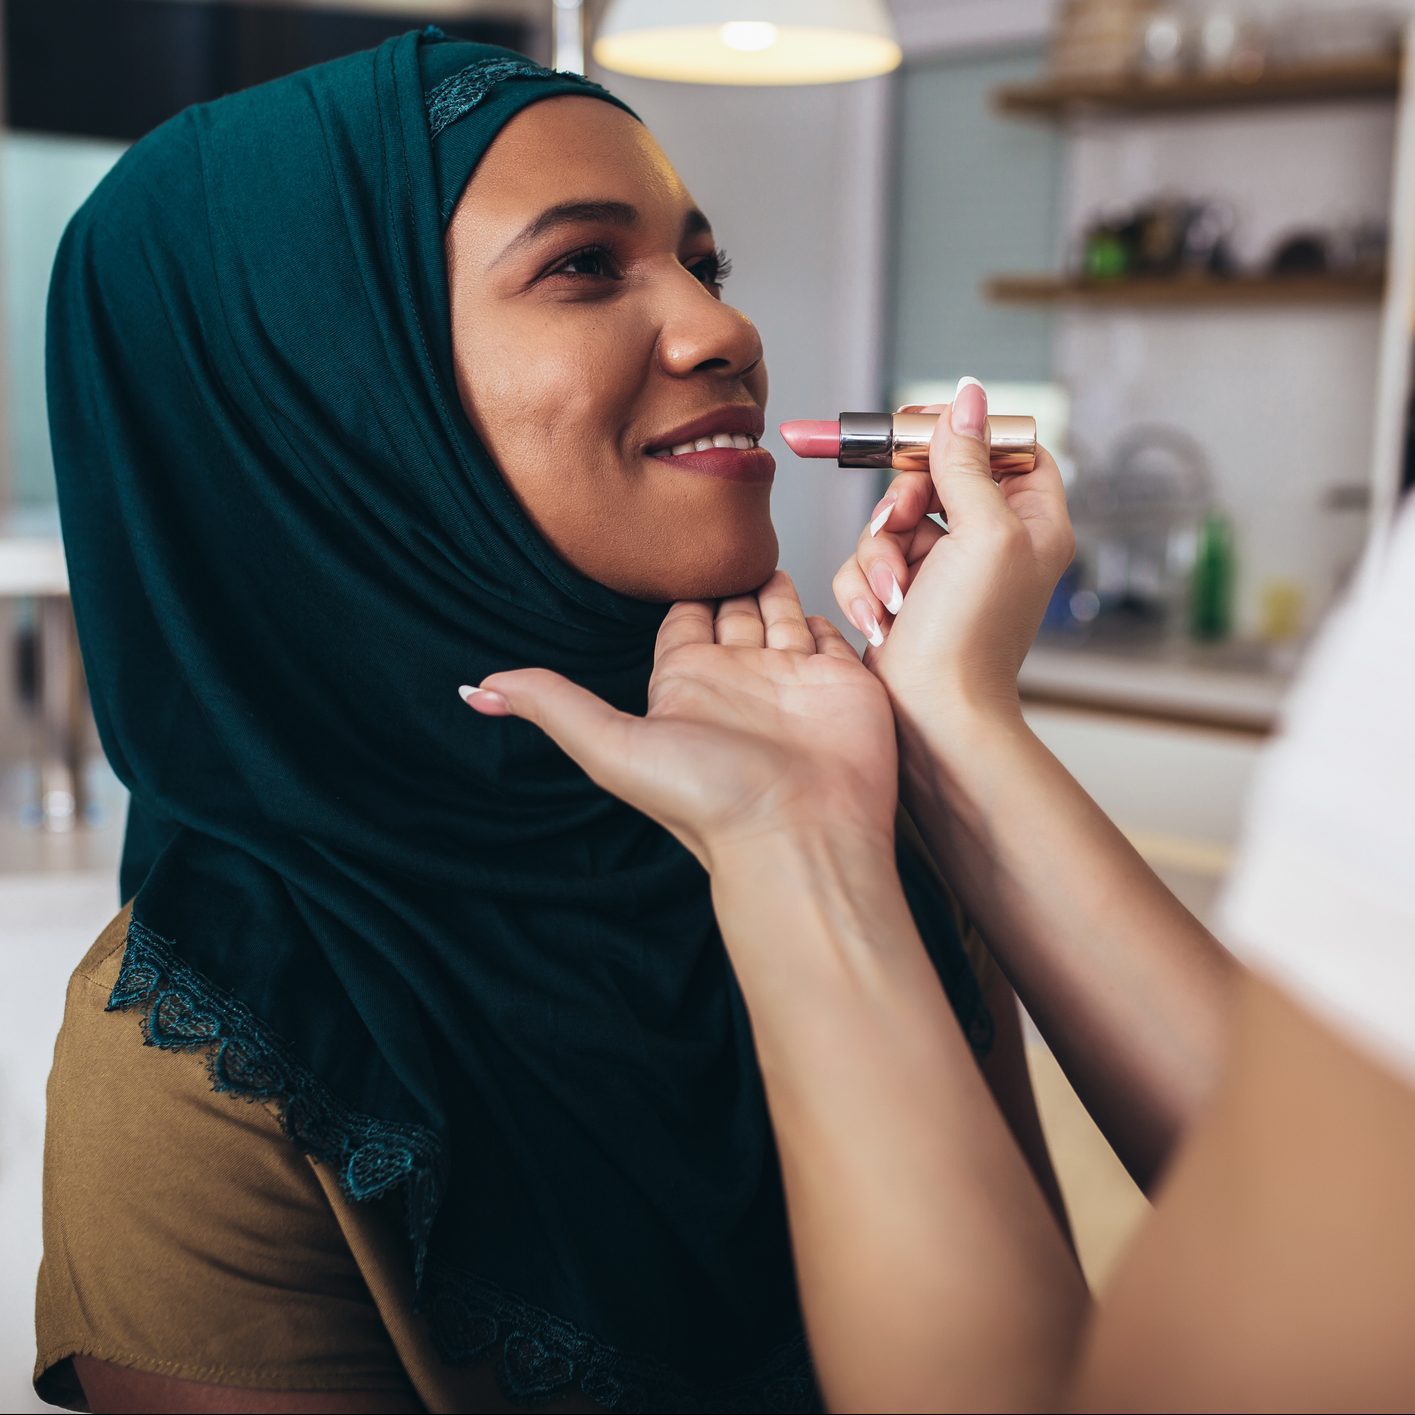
[
  {"xmin": 868, "ymin": 563, "xmax": 904, "ymax": 616},
  {"xmin": 952, "ymin": 375, "xmax": 987, "ymax": 438},
  {"xmin": 852, "ymin": 599, "xmax": 885, "ymax": 649},
  {"xmin": 869, "ymin": 495, "xmax": 897, "ymax": 538},
  {"xmin": 459, "ymin": 684, "xmax": 508, "ymax": 709}
]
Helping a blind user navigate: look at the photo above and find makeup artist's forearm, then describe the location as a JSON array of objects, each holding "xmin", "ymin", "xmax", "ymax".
[
  {"xmin": 710, "ymin": 832, "xmax": 1088, "ymax": 1412},
  {"xmin": 899, "ymin": 704, "xmax": 1238, "ymax": 1189}
]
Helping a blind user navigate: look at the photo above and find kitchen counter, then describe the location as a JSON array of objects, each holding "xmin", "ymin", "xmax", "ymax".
[{"xmin": 1020, "ymin": 638, "xmax": 1296, "ymax": 734}]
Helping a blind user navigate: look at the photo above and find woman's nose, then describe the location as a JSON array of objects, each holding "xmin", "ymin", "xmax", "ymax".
[{"xmin": 657, "ymin": 286, "xmax": 764, "ymax": 381}]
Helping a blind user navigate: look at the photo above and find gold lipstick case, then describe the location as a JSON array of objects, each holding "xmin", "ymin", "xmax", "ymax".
[{"xmin": 838, "ymin": 411, "xmax": 1037, "ymax": 475}]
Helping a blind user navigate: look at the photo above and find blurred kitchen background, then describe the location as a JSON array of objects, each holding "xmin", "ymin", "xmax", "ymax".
[{"xmin": 3, "ymin": 1, "xmax": 1415, "ymax": 1407}]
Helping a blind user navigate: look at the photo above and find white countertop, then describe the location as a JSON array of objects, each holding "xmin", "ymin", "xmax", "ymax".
[
  {"xmin": 0, "ymin": 508, "xmax": 67, "ymax": 597},
  {"xmin": 1020, "ymin": 638, "xmax": 1295, "ymax": 733}
]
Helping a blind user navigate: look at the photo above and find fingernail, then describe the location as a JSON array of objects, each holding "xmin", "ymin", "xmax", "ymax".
[
  {"xmin": 851, "ymin": 598, "xmax": 885, "ymax": 649},
  {"xmin": 869, "ymin": 495, "xmax": 897, "ymax": 538},
  {"xmin": 459, "ymin": 684, "xmax": 508, "ymax": 710},
  {"xmin": 868, "ymin": 563, "xmax": 904, "ymax": 616},
  {"xmin": 952, "ymin": 376, "xmax": 987, "ymax": 438}
]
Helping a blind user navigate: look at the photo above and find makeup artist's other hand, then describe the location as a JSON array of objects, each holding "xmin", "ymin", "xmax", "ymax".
[
  {"xmin": 831, "ymin": 379, "xmax": 1074, "ymax": 726},
  {"xmin": 459, "ymin": 572, "xmax": 897, "ymax": 869}
]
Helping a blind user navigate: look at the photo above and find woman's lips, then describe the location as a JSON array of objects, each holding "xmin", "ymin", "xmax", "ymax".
[{"xmin": 648, "ymin": 445, "xmax": 776, "ymax": 484}]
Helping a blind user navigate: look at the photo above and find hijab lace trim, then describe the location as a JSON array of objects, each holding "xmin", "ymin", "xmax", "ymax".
[
  {"xmin": 107, "ymin": 918, "xmax": 446, "ymax": 1280},
  {"xmin": 427, "ymin": 1264, "xmax": 819, "ymax": 1412},
  {"xmin": 425, "ymin": 56, "xmax": 615, "ymax": 142},
  {"xmin": 107, "ymin": 916, "xmax": 820, "ymax": 1411}
]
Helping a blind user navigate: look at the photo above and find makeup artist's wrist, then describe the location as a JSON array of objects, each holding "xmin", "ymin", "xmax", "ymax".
[{"xmin": 893, "ymin": 688, "xmax": 1032, "ymax": 810}]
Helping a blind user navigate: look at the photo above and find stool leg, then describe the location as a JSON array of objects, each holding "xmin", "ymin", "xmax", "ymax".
[{"xmin": 36, "ymin": 595, "xmax": 86, "ymax": 832}]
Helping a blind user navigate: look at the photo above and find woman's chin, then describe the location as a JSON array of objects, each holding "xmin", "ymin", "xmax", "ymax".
[
  {"xmin": 594, "ymin": 521, "xmax": 780, "ymax": 603},
  {"xmin": 670, "ymin": 528, "xmax": 780, "ymax": 602}
]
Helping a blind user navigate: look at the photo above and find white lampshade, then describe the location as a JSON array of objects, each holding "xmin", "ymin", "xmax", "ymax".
[{"xmin": 592, "ymin": 0, "xmax": 902, "ymax": 86}]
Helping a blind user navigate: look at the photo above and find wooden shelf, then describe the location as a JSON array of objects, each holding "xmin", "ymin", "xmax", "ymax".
[
  {"xmin": 985, "ymin": 272, "xmax": 1387, "ymax": 307},
  {"xmin": 993, "ymin": 53, "xmax": 1403, "ymax": 117}
]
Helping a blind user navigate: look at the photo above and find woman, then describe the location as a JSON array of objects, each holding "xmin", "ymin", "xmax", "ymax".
[
  {"xmin": 490, "ymin": 380, "xmax": 1415, "ymax": 1412},
  {"xmin": 35, "ymin": 31, "xmax": 1060, "ymax": 1414}
]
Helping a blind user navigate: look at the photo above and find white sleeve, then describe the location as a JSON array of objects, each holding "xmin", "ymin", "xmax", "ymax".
[{"xmin": 1219, "ymin": 501, "xmax": 1415, "ymax": 1086}]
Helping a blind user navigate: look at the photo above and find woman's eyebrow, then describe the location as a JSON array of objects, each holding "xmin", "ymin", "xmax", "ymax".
[
  {"xmin": 499, "ymin": 201, "xmax": 636, "ymax": 267},
  {"xmin": 492, "ymin": 200, "xmax": 713, "ymax": 267}
]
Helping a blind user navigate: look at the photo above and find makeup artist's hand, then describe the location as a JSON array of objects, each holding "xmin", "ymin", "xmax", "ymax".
[
  {"xmin": 831, "ymin": 379, "xmax": 1074, "ymax": 725},
  {"xmin": 459, "ymin": 571, "xmax": 897, "ymax": 869}
]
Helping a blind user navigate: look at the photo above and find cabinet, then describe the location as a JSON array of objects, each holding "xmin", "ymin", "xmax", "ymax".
[{"xmin": 1024, "ymin": 702, "xmax": 1262, "ymax": 923}]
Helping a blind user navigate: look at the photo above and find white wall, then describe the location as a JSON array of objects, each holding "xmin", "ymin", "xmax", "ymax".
[
  {"xmin": 892, "ymin": 0, "xmax": 1057, "ymax": 56},
  {"xmin": 1, "ymin": 135, "xmax": 126, "ymax": 508},
  {"xmin": 0, "ymin": 872, "xmax": 126, "ymax": 1415}
]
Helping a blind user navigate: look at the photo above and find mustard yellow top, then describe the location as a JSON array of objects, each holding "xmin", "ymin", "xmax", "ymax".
[{"xmin": 34, "ymin": 905, "xmax": 597, "ymax": 1413}]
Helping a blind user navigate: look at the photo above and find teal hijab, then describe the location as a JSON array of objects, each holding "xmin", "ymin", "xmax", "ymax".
[{"xmin": 48, "ymin": 28, "xmax": 990, "ymax": 1411}]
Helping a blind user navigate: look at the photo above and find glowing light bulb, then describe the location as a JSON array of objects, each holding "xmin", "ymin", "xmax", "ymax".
[{"xmin": 720, "ymin": 21, "xmax": 779, "ymax": 52}]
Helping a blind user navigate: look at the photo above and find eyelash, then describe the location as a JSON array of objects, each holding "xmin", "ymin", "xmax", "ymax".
[
  {"xmin": 545, "ymin": 244, "xmax": 733, "ymax": 289},
  {"xmin": 701, "ymin": 247, "xmax": 734, "ymax": 285}
]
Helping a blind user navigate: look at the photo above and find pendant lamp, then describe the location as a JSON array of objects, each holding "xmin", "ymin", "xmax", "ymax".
[{"xmin": 592, "ymin": 0, "xmax": 902, "ymax": 85}]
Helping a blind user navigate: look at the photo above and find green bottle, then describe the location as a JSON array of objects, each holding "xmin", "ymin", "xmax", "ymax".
[
  {"xmin": 1190, "ymin": 511, "xmax": 1234, "ymax": 642},
  {"xmin": 1084, "ymin": 229, "xmax": 1129, "ymax": 282}
]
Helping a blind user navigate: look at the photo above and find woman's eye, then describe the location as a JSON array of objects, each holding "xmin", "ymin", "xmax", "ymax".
[
  {"xmin": 548, "ymin": 246, "xmax": 620, "ymax": 280},
  {"xmin": 542, "ymin": 243, "xmax": 732, "ymax": 290},
  {"xmin": 689, "ymin": 246, "xmax": 734, "ymax": 289}
]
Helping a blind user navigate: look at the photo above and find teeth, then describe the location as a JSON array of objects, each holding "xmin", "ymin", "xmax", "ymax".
[{"xmin": 653, "ymin": 433, "xmax": 760, "ymax": 456}]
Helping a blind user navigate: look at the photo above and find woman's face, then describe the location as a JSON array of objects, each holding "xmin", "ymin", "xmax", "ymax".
[{"xmin": 446, "ymin": 96, "xmax": 777, "ymax": 602}]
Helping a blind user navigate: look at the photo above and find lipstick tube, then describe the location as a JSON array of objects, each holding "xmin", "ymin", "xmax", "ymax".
[{"xmin": 840, "ymin": 411, "xmax": 1037, "ymax": 475}]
